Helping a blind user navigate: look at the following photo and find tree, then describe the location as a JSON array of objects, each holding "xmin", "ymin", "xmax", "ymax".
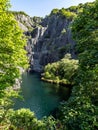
[
  {"xmin": 58, "ymin": 1, "xmax": 98, "ymax": 129},
  {"xmin": 0, "ymin": 0, "xmax": 28, "ymax": 94},
  {"xmin": 72, "ymin": 0, "xmax": 98, "ymax": 102},
  {"xmin": 43, "ymin": 54, "xmax": 78, "ymax": 84}
]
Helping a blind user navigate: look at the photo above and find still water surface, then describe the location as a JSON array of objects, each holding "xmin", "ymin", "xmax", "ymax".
[{"xmin": 14, "ymin": 72, "xmax": 70, "ymax": 119}]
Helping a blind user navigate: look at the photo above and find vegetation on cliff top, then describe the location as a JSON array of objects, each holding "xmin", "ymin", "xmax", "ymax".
[
  {"xmin": 50, "ymin": 8, "xmax": 76, "ymax": 20},
  {"xmin": 9, "ymin": 11, "xmax": 29, "ymax": 16},
  {"xmin": 50, "ymin": 2, "xmax": 94, "ymax": 20}
]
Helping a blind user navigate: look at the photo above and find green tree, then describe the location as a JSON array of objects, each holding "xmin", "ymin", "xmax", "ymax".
[
  {"xmin": 72, "ymin": 0, "xmax": 98, "ymax": 101},
  {"xmin": 43, "ymin": 54, "xmax": 78, "ymax": 85},
  {"xmin": 58, "ymin": 1, "xmax": 98, "ymax": 129},
  {"xmin": 7, "ymin": 109, "xmax": 45, "ymax": 130},
  {"xmin": 0, "ymin": 0, "xmax": 28, "ymax": 94},
  {"xmin": 0, "ymin": 0, "xmax": 28, "ymax": 128}
]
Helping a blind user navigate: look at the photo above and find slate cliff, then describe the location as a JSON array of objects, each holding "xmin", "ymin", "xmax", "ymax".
[{"xmin": 13, "ymin": 9, "xmax": 77, "ymax": 72}]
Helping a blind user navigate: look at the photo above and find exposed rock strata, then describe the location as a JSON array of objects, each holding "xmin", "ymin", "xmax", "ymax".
[{"xmin": 14, "ymin": 12, "xmax": 76, "ymax": 72}]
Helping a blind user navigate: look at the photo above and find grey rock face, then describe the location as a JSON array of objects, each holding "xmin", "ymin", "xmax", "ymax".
[
  {"xmin": 13, "ymin": 67, "xmax": 25, "ymax": 90},
  {"xmin": 15, "ymin": 13, "xmax": 76, "ymax": 72}
]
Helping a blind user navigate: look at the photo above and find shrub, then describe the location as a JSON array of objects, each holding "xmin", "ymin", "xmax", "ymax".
[{"xmin": 43, "ymin": 54, "xmax": 78, "ymax": 85}]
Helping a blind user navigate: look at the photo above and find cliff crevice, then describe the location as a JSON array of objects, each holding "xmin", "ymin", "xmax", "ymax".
[{"xmin": 14, "ymin": 10, "xmax": 76, "ymax": 72}]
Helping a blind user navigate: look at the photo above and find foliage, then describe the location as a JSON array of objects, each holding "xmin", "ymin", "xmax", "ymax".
[
  {"xmin": 0, "ymin": 0, "xmax": 29, "ymax": 128},
  {"xmin": 42, "ymin": 116, "xmax": 64, "ymax": 130},
  {"xmin": 7, "ymin": 109, "xmax": 45, "ymax": 130},
  {"xmin": 59, "ymin": 96, "xmax": 97, "ymax": 130},
  {"xmin": 43, "ymin": 54, "xmax": 78, "ymax": 85},
  {"xmin": 0, "ymin": 89, "xmax": 21, "ymax": 129},
  {"xmin": 72, "ymin": 0, "xmax": 98, "ymax": 100},
  {"xmin": 50, "ymin": 8, "xmax": 76, "ymax": 20},
  {"xmin": 9, "ymin": 11, "xmax": 29, "ymax": 16},
  {"xmin": 59, "ymin": 8, "xmax": 77, "ymax": 20},
  {"xmin": 50, "ymin": 2, "xmax": 94, "ymax": 20},
  {"xmin": 0, "ymin": 0, "xmax": 28, "ymax": 93},
  {"xmin": 1, "ymin": 108, "xmax": 63, "ymax": 130},
  {"xmin": 50, "ymin": 8, "xmax": 59, "ymax": 15},
  {"xmin": 58, "ymin": 1, "xmax": 98, "ymax": 129},
  {"xmin": 67, "ymin": 6, "xmax": 78, "ymax": 13}
]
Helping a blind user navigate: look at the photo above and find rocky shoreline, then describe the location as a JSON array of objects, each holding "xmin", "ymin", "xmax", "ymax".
[{"xmin": 41, "ymin": 77, "xmax": 72, "ymax": 87}]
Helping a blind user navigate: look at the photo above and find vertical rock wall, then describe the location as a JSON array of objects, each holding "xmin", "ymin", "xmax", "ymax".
[{"xmin": 15, "ymin": 12, "xmax": 76, "ymax": 72}]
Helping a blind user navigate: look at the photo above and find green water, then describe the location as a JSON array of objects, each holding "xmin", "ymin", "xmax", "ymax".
[{"xmin": 14, "ymin": 72, "xmax": 70, "ymax": 119}]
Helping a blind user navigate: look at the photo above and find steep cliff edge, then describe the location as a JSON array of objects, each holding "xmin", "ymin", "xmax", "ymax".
[{"xmin": 13, "ymin": 8, "xmax": 77, "ymax": 72}]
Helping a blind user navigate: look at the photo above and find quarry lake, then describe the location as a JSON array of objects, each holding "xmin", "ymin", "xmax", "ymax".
[{"xmin": 14, "ymin": 72, "xmax": 70, "ymax": 119}]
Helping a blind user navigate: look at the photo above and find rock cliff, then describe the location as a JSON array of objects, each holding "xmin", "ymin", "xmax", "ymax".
[{"xmin": 13, "ymin": 9, "xmax": 77, "ymax": 72}]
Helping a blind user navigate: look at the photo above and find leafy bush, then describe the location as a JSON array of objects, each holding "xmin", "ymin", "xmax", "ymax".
[
  {"xmin": 1, "ymin": 108, "xmax": 63, "ymax": 130},
  {"xmin": 59, "ymin": 96, "xmax": 97, "ymax": 130},
  {"xmin": 43, "ymin": 54, "xmax": 78, "ymax": 85},
  {"xmin": 7, "ymin": 109, "xmax": 45, "ymax": 130}
]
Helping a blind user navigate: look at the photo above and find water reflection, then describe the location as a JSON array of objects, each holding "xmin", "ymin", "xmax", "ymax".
[{"xmin": 14, "ymin": 72, "xmax": 70, "ymax": 119}]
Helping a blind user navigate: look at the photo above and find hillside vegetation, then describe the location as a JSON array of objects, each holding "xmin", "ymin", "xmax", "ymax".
[
  {"xmin": 0, "ymin": 0, "xmax": 98, "ymax": 130},
  {"xmin": 58, "ymin": 1, "xmax": 98, "ymax": 129}
]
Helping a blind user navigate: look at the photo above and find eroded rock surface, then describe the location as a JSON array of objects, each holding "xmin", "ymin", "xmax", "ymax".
[{"xmin": 14, "ymin": 12, "xmax": 76, "ymax": 72}]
